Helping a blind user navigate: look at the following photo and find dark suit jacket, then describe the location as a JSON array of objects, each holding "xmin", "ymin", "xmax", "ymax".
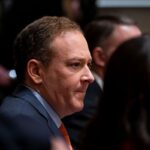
[
  {"xmin": 63, "ymin": 80, "xmax": 102, "ymax": 149},
  {"xmin": 0, "ymin": 85, "xmax": 62, "ymax": 150}
]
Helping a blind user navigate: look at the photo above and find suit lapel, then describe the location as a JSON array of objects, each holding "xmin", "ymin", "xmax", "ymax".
[{"xmin": 12, "ymin": 85, "xmax": 61, "ymax": 137}]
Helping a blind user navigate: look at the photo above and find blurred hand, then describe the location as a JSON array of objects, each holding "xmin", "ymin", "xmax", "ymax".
[{"xmin": 51, "ymin": 137, "xmax": 68, "ymax": 150}]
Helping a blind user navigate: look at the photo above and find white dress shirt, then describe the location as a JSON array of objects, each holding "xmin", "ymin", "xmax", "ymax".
[{"xmin": 92, "ymin": 72, "xmax": 103, "ymax": 89}]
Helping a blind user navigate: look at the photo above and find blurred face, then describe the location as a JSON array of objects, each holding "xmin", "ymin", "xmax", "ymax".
[
  {"xmin": 40, "ymin": 31, "xmax": 94, "ymax": 118},
  {"xmin": 105, "ymin": 25, "xmax": 141, "ymax": 61},
  {"xmin": 62, "ymin": 0, "xmax": 82, "ymax": 21}
]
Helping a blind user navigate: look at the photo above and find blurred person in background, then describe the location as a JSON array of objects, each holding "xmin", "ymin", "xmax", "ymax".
[{"xmin": 62, "ymin": 0, "xmax": 97, "ymax": 29}]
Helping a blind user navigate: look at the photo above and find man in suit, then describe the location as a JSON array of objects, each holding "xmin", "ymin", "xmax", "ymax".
[
  {"xmin": 63, "ymin": 14, "xmax": 141, "ymax": 149},
  {"xmin": 0, "ymin": 16, "xmax": 94, "ymax": 150}
]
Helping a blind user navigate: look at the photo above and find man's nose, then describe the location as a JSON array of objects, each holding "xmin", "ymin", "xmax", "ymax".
[{"xmin": 81, "ymin": 66, "xmax": 94, "ymax": 83}]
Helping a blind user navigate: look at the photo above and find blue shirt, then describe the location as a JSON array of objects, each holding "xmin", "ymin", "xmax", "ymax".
[{"xmin": 26, "ymin": 86, "xmax": 61, "ymax": 128}]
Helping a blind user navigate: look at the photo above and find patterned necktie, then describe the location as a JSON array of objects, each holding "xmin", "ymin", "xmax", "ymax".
[{"xmin": 59, "ymin": 123, "xmax": 73, "ymax": 150}]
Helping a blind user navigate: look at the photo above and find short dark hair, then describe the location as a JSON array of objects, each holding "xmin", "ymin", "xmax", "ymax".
[
  {"xmin": 13, "ymin": 16, "xmax": 82, "ymax": 83},
  {"xmin": 84, "ymin": 14, "xmax": 138, "ymax": 53}
]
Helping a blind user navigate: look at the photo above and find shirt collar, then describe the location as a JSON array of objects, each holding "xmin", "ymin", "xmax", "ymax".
[
  {"xmin": 92, "ymin": 72, "xmax": 103, "ymax": 89},
  {"xmin": 26, "ymin": 86, "xmax": 62, "ymax": 128}
]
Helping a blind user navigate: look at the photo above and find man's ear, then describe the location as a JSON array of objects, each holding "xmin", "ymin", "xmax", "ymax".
[
  {"xmin": 27, "ymin": 59, "xmax": 43, "ymax": 84},
  {"xmin": 92, "ymin": 47, "xmax": 106, "ymax": 67}
]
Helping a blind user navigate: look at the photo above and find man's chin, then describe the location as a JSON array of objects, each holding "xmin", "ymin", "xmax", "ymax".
[
  {"xmin": 65, "ymin": 98, "xmax": 84, "ymax": 116},
  {"xmin": 72, "ymin": 100, "xmax": 84, "ymax": 113}
]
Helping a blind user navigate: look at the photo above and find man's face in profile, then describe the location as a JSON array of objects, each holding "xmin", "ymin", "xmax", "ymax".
[{"xmin": 40, "ymin": 31, "xmax": 94, "ymax": 118}]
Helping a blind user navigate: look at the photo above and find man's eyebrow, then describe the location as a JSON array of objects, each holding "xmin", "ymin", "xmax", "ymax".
[
  {"xmin": 67, "ymin": 57, "xmax": 92, "ymax": 62},
  {"xmin": 66, "ymin": 58, "xmax": 83, "ymax": 62}
]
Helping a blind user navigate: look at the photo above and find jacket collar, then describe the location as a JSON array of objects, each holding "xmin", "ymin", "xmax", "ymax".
[{"xmin": 12, "ymin": 84, "xmax": 61, "ymax": 137}]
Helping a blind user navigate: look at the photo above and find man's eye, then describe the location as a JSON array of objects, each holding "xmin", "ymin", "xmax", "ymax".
[{"xmin": 70, "ymin": 62, "xmax": 81, "ymax": 68}]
